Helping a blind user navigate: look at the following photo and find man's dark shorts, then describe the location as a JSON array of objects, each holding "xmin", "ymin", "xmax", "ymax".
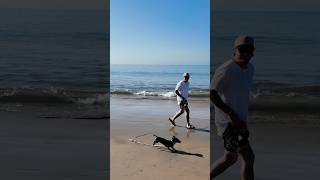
[
  {"xmin": 222, "ymin": 123, "xmax": 249, "ymax": 153},
  {"xmin": 179, "ymin": 101, "xmax": 189, "ymax": 112}
]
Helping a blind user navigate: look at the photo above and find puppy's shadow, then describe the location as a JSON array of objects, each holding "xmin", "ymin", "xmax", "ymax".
[
  {"xmin": 158, "ymin": 147, "xmax": 204, "ymax": 157},
  {"xmin": 157, "ymin": 147, "xmax": 203, "ymax": 158},
  {"xmin": 171, "ymin": 149, "xmax": 204, "ymax": 157}
]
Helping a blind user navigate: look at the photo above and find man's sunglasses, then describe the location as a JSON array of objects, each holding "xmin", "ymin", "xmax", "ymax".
[{"xmin": 237, "ymin": 45, "xmax": 255, "ymax": 54}]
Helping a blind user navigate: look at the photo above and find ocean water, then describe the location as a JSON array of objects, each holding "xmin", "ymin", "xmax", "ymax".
[
  {"xmin": 0, "ymin": 9, "xmax": 109, "ymax": 110},
  {"xmin": 111, "ymin": 64, "xmax": 210, "ymax": 98},
  {"xmin": 212, "ymin": 11, "xmax": 320, "ymax": 112}
]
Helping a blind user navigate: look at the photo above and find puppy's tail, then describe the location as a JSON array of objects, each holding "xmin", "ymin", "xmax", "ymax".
[{"xmin": 153, "ymin": 134, "xmax": 158, "ymax": 137}]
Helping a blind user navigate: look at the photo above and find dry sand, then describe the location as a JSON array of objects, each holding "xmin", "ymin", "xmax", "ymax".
[{"xmin": 110, "ymin": 96, "xmax": 210, "ymax": 180}]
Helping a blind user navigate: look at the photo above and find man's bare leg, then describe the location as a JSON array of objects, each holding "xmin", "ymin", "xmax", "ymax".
[
  {"xmin": 170, "ymin": 103, "xmax": 184, "ymax": 122},
  {"xmin": 185, "ymin": 107, "xmax": 190, "ymax": 127},
  {"xmin": 210, "ymin": 150, "xmax": 238, "ymax": 179},
  {"xmin": 171, "ymin": 110, "xmax": 183, "ymax": 121},
  {"xmin": 239, "ymin": 143, "xmax": 255, "ymax": 180}
]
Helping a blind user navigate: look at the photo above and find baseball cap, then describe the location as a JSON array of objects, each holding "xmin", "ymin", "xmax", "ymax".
[
  {"xmin": 234, "ymin": 35, "xmax": 254, "ymax": 48},
  {"xmin": 183, "ymin": 72, "xmax": 189, "ymax": 77}
]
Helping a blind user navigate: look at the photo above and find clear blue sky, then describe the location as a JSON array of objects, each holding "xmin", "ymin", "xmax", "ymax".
[{"xmin": 111, "ymin": 0, "xmax": 210, "ymax": 65}]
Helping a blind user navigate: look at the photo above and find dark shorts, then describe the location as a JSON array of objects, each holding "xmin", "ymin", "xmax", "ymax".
[
  {"xmin": 179, "ymin": 101, "xmax": 189, "ymax": 112},
  {"xmin": 222, "ymin": 123, "xmax": 249, "ymax": 153}
]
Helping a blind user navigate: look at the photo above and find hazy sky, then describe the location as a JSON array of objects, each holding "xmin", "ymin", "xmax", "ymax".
[
  {"xmin": 111, "ymin": 0, "xmax": 210, "ymax": 65},
  {"xmin": 213, "ymin": 0, "xmax": 320, "ymax": 11},
  {"xmin": 0, "ymin": 0, "xmax": 107, "ymax": 9}
]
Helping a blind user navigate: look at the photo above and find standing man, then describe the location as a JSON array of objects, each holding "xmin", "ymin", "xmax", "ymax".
[
  {"xmin": 210, "ymin": 36, "xmax": 255, "ymax": 180},
  {"xmin": 169, "ymin": 72, "xmax": 195, "ymax": 129}
]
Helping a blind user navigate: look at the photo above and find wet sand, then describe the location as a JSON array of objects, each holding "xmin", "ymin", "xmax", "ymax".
[
  {"xmin": 211, "ymin": 117, "xmax": 320, "ymax": 180},
  {"xmin": 0, "ymin": 109, "xmax": 108, "ymax": 180}
]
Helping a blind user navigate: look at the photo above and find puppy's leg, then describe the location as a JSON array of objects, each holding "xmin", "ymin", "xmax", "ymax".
[
  {"xmin": 168, "ymin": 147, "xmax": 176, "ymax": 152},
  {"xmin": 153, "ymin": 140, "xmax": 157, "ymax": 146},
  {"xmin": 171, "ymin": 147, "xmax": 177, "ymax": 152}
]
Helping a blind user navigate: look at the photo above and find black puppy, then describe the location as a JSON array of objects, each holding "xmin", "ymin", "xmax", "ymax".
[{"xmin": 153, "ymin": 134, "xmax": 181, "ymax": 151}]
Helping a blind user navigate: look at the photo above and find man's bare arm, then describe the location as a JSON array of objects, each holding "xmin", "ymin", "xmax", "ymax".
[
  {"xmin": 210, "ymin": 89, "xmax": 232, "ymax": 114},
  {"xmin": 210, "ymin": 89, "xmax": 244, "ymax": 127},
  {"xmin": 175, "ymin": 90, "xmax": 186, "ymax": 102}
]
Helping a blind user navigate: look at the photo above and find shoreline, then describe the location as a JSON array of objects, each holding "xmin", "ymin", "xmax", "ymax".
[{"xmin": 111, "ymin": 95, "xmax": 210, "ymax": 133}]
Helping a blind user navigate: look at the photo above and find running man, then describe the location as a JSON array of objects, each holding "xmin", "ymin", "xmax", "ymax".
[
  {"xmin": 210, "ymin": 35, "xmax": 255, "ymax": 180},
  {"xmin": 169, "ymin": 72, "xmax": 195, "ymax": 129}
]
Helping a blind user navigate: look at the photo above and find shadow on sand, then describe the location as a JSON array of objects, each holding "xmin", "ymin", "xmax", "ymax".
[
  {"xmin": 157, "ymin": 147, "xmax": 204, "ymax": 158},
  {"xmin": 171, "ymin": 149, "xmax": 204, "ymax": 157},
  {"xmin": 171, "ymin": 125, "xmax": 210, "ymax": 133}
]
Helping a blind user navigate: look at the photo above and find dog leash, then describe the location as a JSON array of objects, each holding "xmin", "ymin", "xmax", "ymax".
[
  {"xmin": 128, "ymin": 132, "xmax": 167, "ymax": 148},
  {"xmin": 128, "ymin": 138, "xmax": 164, "ymax": 147},
  {"xmin": 134, "ymin": 132, "xmax": 152, "ymax": 138}
]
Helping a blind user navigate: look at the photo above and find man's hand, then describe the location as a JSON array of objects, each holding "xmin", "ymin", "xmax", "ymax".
[
  {"xmin": 176, "ymin": 90, "xmax": 188, "ymax": 105},
  {"xmin": 229, "ymin": 111, "xmax": 249, "ymax": 140},
  {"xmin": 182, "ymin": 98, "xmax": 188, "ymax": 105},
  {"xmin": 211, "ymin": 89, "xmax": 247, "ymax": 129}
]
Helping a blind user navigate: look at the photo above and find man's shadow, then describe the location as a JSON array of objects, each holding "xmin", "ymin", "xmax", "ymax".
[
  {"xmin": 169, "ymin": 126, "xmax": 193, "ymax": 138},
  {"xmin": 169, "ymin": 125, "xmax": 210, "ymax": 133},
  {"xmin": 169, "ymin": 126, "xmax": 210, "ymax": 138}
]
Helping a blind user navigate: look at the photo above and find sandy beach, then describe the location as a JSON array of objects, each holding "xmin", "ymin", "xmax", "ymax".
[
  {"xmin": 211, "ymin": 112, "xmax": 320, "ymax": 180},
  {"xmin": 110, "ymin": 96, "xmax": 210, "ymax": 180},
  {"xmin": 0, "ymin": 105, "xmax": 108, "ymax": 180}
]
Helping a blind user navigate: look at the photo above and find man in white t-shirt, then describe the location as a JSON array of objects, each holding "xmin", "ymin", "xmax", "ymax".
[
  {"xmin": 169, "ymin": 72, "xmax": 195, "ymax": 129},
  {"xmin": 210, "ymin": 36, "xmax": 255, "ymax": 180}
]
